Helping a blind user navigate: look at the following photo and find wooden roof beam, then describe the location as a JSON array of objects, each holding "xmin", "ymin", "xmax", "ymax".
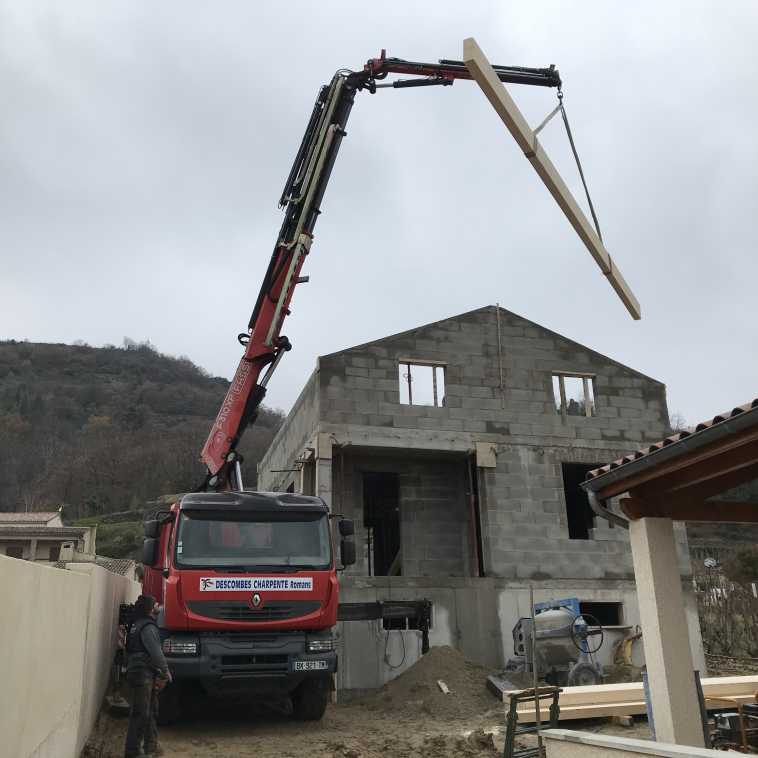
[
  {"xmin": 621, "ymin": 496, "xmax": 758, "ymax": 523},
  {"xmin": 463, "ymin": 37, "xmax": 641, "ymax": 320}
]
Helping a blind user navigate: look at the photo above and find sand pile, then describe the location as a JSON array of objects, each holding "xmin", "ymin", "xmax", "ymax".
[{"xmin": 356, "ymin": 645, "xmax": 498, "ymax": 719}]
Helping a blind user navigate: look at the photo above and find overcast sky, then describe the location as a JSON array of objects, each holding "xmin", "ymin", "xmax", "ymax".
[{"xmin": 2, "ymin": 1, "xmax": 757, "ymax": 427}]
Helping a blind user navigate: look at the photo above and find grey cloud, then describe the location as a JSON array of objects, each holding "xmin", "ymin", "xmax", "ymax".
[{"xmin": 1, "ymin": 0, "xmax": 757, "ymax": 427}]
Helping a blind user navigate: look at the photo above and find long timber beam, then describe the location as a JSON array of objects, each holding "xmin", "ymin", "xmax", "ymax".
[{"xmin": 463, "ymin": 37, "xmax": 641, "ymax": 320}]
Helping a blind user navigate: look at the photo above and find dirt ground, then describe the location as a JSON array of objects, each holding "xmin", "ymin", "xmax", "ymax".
[{"xmin": 82, "ymin": 646, "xmax": 651, "ymax": 758}]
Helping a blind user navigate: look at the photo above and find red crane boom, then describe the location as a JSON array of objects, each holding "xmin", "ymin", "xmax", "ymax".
[{"xmin": 200, "ymin": 52, "xmax": 561, "ymax": 491}]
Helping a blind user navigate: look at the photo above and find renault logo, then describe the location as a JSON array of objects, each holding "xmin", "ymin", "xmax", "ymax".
[{"xmin": 251, "ymin": 592, "xmax": 263, "ymax": 609}]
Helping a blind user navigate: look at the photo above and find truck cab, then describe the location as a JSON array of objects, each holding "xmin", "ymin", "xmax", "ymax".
[{"xmin": 142, "ymin": 491, "xmax": 355, "ymax": 721}]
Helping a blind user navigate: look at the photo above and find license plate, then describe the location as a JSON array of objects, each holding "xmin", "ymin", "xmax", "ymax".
[{"xmin": 293, "ymin": 660, "xmax": 328, "ymax": 671}]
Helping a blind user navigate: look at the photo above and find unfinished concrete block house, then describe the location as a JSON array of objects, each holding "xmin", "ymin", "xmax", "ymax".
[{"xmin": 258, "ymin": 305, "xmax": 704, "ymax": 691}]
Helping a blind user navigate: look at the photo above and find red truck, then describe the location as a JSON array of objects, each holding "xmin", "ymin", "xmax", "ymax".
[
  {"xmin": 141, "ymin": 492, "xmax": 354, "ymax": 720},
  {"xmin": 138, "ymin": 51, "xmax": 560, "ymax": 721}
]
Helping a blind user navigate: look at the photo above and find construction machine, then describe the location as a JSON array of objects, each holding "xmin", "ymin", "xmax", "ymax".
[{"xmin": 138, "ymin": 50, "xmax": 562, "ymax": 721}]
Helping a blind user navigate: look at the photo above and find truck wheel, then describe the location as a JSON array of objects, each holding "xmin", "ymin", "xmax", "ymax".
[
  {"xmin": 157, "ymin": 684, "xmax": 182, "ymax": 725},
  {"xmin": 292, "ymin": 678, "xmax": 329, "ymax": 721}
]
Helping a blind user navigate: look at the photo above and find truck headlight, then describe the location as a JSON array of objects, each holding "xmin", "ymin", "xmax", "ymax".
[
  {"xmin": 307, "ymin": 637, "xmax": 335, "ymax": 653},
  {"xmin": 162, "ymin": 637, "xmax": 199, "ymax": 655}
]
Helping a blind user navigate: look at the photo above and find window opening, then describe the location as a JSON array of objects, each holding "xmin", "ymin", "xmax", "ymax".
[
  {"xmin": 579, "ymin": 601, "xmax": 623, "ymax": 626},
  {"xmin": 399, "ymin": 362, "xmax": 445, "ymax": 407},
  {"xmin": 6, "ymin": 545, "xmax": 23, "ymax": 559},
  {"xmin": 553, "ymin": 373, "xmax": 595, "ymax": 416},
  {"xmin": 561, "ymin": 462, "xmax": 603, "ymax": 539},
  {"xmin": 363, "ymin": 472, "xmax": 401, "ymax": 576}
]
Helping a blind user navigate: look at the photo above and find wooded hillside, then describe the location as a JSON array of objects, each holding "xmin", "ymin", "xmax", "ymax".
[{"xmin": 0, "ymin": 339, "xmax": 283, "ymax": 520}]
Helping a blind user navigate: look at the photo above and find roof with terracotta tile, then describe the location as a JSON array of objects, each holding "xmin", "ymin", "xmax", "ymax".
[
  {"xmin": 0, "ymin": 526, "xmax": 86, "ymax": 537},
  {"xmin": 0, "ymin": 511, "xmax": 60, "ymax": 523},
  {"xmin": 586, "ymin": 398, "xmax": 758, "ymax": 482}
]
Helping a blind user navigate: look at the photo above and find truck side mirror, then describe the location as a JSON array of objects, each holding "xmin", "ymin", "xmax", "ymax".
[
  {"xmin": 144, "ymin": 520, "xmax": 159, "ymax": 539},
  {"xmin": 339, "ymin": 519, "xmax": 355, "ymax": 537},
  {"xmin": 142, "ymin": 538, "xmax": 158, "ymax": 566},
  {"xmin": 340, "ymin": 539, "xmax": 356, "ymax": 567}
]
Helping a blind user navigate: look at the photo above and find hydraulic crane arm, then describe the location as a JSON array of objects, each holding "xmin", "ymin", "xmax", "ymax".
[{"xmin": 200, "ymin": 52, "xmax": 561, "ymax": 491}]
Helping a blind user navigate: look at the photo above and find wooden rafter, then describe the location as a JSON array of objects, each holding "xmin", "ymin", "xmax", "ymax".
[
  {"xmin": 463, "ymin": 37, "xmax": 641, "ymax": 320},
  {"xmin": 621, "ymin": 496, "xmax": 758, "ymax": 523}
]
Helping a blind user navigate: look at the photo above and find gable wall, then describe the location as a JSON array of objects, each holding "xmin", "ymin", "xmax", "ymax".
[
  {"xmin": 315, "ymin": 307, "xmax": 680, "ymax": 580},
  {"xmin": 257, "ymin": 369, "xmax": 321, "ymax": 492},
  {"xmin": 317, "ymin": 307, "xmax": 667, "ymax": 445}
]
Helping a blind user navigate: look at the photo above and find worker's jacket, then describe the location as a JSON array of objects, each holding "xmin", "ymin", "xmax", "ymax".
[{"xmin": 126, "ymin": 618, "xmax": 169, "ymax": 676}]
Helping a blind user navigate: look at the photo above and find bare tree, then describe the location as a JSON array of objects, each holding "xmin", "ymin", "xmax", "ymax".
[{"xmin": 669, "ymin": 412, "xmax": 688, "ymax": 434}]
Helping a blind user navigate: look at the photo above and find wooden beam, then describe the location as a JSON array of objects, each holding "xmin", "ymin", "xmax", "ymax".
[
  {"xmin": 506, "ymin": 675, "xmax": 758, "ymax": 722},
  {"xmin": 634, "ymin": 462, "xmax": 758, "ymax": 506},
  {"xmin": 462, "ymin": 37, "xmax": 641, "ymax": 320},
  {"xmin": 621, "ymin": 496, "xmax": 758, "ymax": 522}
]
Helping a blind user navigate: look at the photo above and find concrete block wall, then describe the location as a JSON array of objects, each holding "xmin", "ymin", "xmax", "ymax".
[
  {"xmin": 257, "ymin": 305, "xmax": 690, "ymax": 582},
  {"xmin": 257, "ymin": 369, "xmax": 320, "ymax": 491},
  {"xmin": 333, "ymin": 451, "xmax": 471, "ymax": 577},
  {"xmin": 480, "ymin": 444, "xmax": 633, "ymax": 580},
  {"xmin": 336, "ymin": 576, "xmax": 705, "ymax": 693},
  {"xmin": 479, "ymin": 442, "xmax": 692, "ymax": 580},
  {"xmin": 0, "ymin": 556, "xmax": 140, "ymax": 758},
  {"xmin": 316, "ymin": 306, "xmax": 669, "ymax": 445},
  {"xmin": 310, "ymin": 306, "xmax": 673, "ymax": 581}
]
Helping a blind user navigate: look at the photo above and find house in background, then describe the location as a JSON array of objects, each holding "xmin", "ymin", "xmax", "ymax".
[
  {"xmin": 258, "ymin": 305, "xmax": 705, "ymax": 692},
  {"xmin": 0, "ymin": 509, "xmax": 96, "ymax": 563}
]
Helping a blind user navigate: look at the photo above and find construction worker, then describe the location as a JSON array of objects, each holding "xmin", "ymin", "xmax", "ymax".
[{"xmin": 124, "ymin": 594, "xmax": 171, "ymax": 758}]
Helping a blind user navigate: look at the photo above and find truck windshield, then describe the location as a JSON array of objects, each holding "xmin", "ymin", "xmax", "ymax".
[{"xmin": 174, "ymin": 511, "xmax": 331, "ymax": 570}]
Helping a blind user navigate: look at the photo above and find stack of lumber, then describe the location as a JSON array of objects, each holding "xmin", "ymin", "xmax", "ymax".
[{"xmin": 502, "ymin": 675, "xmax": 758, "ymax": 723}]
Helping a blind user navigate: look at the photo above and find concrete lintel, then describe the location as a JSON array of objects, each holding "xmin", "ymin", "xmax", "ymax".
[
  {"xmin": 340, "ymin": 576, "xmax": 642, "ymax": 593},
  {"xmin": 322, "ymin": 423, "xmax": 481, "ymax": 453}
]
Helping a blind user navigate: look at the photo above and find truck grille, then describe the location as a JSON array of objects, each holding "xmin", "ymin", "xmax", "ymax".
[
  {"xmin": 221, "ymin": 654, "xmax": 288, "ymax": 666},
  {"xmin": 187, "ymin": 599, "xmax": 320, "ymax": 622},
  {"xmin": 220, "ymin": 654, "xmax": 290, "ymax": 678}
]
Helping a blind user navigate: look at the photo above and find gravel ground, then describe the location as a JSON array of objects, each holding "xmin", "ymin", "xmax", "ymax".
[
  {"xmin": 83, "ymin": 647, "xmax": 512, "ymax": 758},
  {"xmin": 83, "ymin": 646, "xmax": 683, "ymax": 757}
]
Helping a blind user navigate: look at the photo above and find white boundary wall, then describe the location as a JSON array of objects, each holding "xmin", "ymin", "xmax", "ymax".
[
  {"xmin": 545, "ymin": 729, "xmax": 725, "ymax": 757},
  {"xmin": 0, "ymin": 555, "xmax": 140, "ymax": 758}
]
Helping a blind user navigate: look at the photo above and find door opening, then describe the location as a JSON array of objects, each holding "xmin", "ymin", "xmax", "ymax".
[{"xmin": 363, "ymin": 472, "xmax": 400, "ymax": 576}]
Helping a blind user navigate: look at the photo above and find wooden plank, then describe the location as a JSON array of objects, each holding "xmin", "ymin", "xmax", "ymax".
[
  {"xmin": 515, "ymin": 700, "xmax": 648, "ymax": 722},
  {"xmin": 503, "ymin": 675, "xmax": 758, "ymax": 706},
  {"xmin": 462, "ymin": 37, "xmax": 641, "ymax": 321},
  {"xmin": 513, "ymin": 695, "xmax": 757, "ymax": 723},
  {"xmin": 504, "ymin": 675, "xmax": 758, "ymax": 722},
  {"xmin": 504, "ymin": 681, "xmax": 643, "ymax": 706}
]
